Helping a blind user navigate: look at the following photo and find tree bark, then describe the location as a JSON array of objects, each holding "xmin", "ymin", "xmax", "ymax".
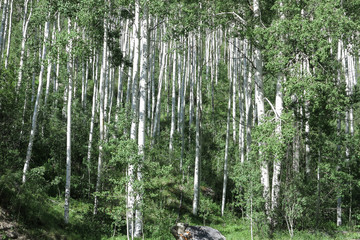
[
  {"xmin": 192, "ymin": 32, "xmax": 202, "ymax": 216},
  {"xmin": 169, "ymin": 43, "xmax": 177, "ymax": 153},
  {"xmin": 134, "ymin": 9, "xmax": 148, "ymax": 237},
  {"xmin": 16, "ymin": 0, "xmax": 32, "ymax": 92},
  {"xmin": 4, "ymin": 0, "xmax": 12, "ymax": 68},
  {"xmin": 253, "ymin": 0, "xmax": 270, "ymax": 221},
  {"xmin": 64, "ymin": 17, "xmax": 73, "ymax": 224},
  {"xmin": 94, "ymin": 12, "xmax": 108, "ymax": 215},
  {"xmin": 22, "ymin": 18, "xmax": 49, "ymax": 183},
  {"xmin": 152, "ymin": 38, "xmax": 167, "ymax": 138},
  {"xmin": 86, "ymin": 52, "xmax": 98, "ymax": 195},
  {"xmin": 0, "ymin": 0, "xmax": 8, "ymax": 61},
  {"xmin": 127, "ymin": 0, "xmax": 140, "ymax": 237},
  {"xmin": 221, "ymin": 77, "xmax": 232, "ymax": 216}
]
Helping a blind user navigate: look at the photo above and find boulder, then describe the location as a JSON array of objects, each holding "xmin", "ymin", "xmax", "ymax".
[{"xmin": 171, "ymin": 223, "xmax": 226, "ymax": 240}]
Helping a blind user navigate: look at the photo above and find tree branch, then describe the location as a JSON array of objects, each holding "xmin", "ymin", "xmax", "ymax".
[{"xmin": 216, "ymin": 12, "xmax": 247, "ymax": 25}]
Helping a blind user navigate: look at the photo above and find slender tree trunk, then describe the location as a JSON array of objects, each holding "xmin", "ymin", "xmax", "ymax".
[
  {"xmin": 115, "ymin": 19, "xmax": 129, "ymax": 124},
  {"xmin": 22, "ymin": 18, "xmax": 49, "ymax": 183},
  {"xmin": 271, "ymin": 73, "xmax": 284, "ymax": 225},
  {"xmin": 86, "ymin": 52, "xmax": 98, "ymax": 195},
  {"xmin": 221, "ymin": 78, "xmax": 232, "ymax": 216},
  {"xmin": 243, "ymin": 40, "xmax": 252, "ymax": 161},
  {"xmin": 192, "ymin": 32, "xmax": 202, "ymax": 216},
  {"xmin": 179, "ymin": 39, "xmax": 186, "ymax": 170},
  {"xmin": 152, "ymin": 39, "xmax": 167, "ymax": 138},
  {"xmin": 134, "ymin": 9, "xmax": 148, "ymax": 237},
  {"xmin": 44, "ymin": 15, "xmax": 52, "ymax": 106},
  {"xmin": 127, "ymin": 0, "xmax": 140, "ymax": 237},
  {"xmin": 169, "ymin": 44, "xmax": 177, "ymax": 152},
  {"xmin": 4, "ymin": 0, "xmax": 12, "ymax": 68},
  {"xmin": 271, "ymin": 2, "xmax": 285, "ymax": 226},
  {"xmin": 16, "ymin": 0, "xmax": 32, "ymax": 92},
  {"xmin": 94, "ymin": 12, "xmax": 108, "ymax": 215},
  {"xmin": 336, "ymin": 40, "xmax": 348, "ymax": 226},
  {"xmin": 64, "ymin": 17, "xmax": 73, "ymax": 224},
  {"xmin": 189, "ymin": 34, "xmax": 195, "ymax": 127},
  {"xmin": 0, "ymin": 0, "xmax": 8, "ymax": 61},
  {"xmin": 253, "ymin": 0, "xmax": 270, "ymax": 221},
  {"xmin": 54, "ymin": 12, "xmax": 60, "ymax": 108},
  {"xmin": 232, "ymin": 39, "xmax": 237, "ymax": 144},
  {"xmin": 238, "ymin": 39, "xmax": 245, "ymax": 163},
  {"xmin": 125, "ymin": 22, "xmax": 133, "ymax": 110}
]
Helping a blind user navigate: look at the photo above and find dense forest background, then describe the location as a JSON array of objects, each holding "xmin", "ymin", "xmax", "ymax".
[{"xmin": 1, "ymin": 0, "xmax": 360, "ymax": 239}]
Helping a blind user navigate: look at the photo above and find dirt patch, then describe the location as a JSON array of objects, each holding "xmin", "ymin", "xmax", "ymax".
[{"xmin": 0, "ymin": 207, "xmax": 28, "ymax": 239}]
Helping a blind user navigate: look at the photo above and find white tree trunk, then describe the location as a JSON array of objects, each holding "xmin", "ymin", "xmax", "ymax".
[
  {"xmin": 253, "ymin": 0, "xmax": 270, "ymax": 221},
  {"xmin": 64, "ymin": 17, "xmax": 73, "ymax": 224},
  {"xmin": 221, "ymin": 78, "xmax": 232, "ymax": 216},
  {"xmin": 189, "ymin": 34, "xmax": 196, "ymax": 127},
  {"xmin": 271, "ymin": 74, "xmax": 284, "ymax": 222},
  {"xmin": 127, "ymin": 0, "xmax": 140, "ymax": 237},
  {"xmin": 179, "ymin": 40, "xmax": 186, "ymax": 170},
  {"xmin": 86, "ymin": 52, "xmax": 98, "ymax": 193},
  {"xmin": 152, "ymin": 39, "xmax": 167, "ymax": 138},
  {"xmin": 54, "ymin": 12, "xmax": 60, "ymax": 108},
  {"xmin": 134, "ymin": 9, "xmax": 148, "ymax": 237},
  {"xmin": 22, "ymin": 18, "xmax": 49, "ymax": 183},
  {"xmin": 16, "ymin": 0, "xmax": 32, "ymax": 92},
  {"xmin": 115, "ymin": 19, "xmax": 129, "ymax": 124},
  {"xmin": 271, "ymin": 2, "xmax": 285, "ymax": 225},
  {"xmin": 94, "ymin": 13, "xmax": 108, "ymax": 215},
  {"xmin": 4, "ymin": 0, "xmax": 12, "ymax": 68},
  {"xmin": 125, "ymin": 22, "xmax": 133, "ymax": 109},
  {"xmin": 232, "ymin": 39, "xmax": 237, "ymax": 144},
  {"xmin": 0, "ymin": 0, "xmax": 8, "ymax": 61},
  {"xmin": 169, "ymin": 44, "xmax": 177, "ymax": 152},
  {"xmin": 192, "ymin": 33, "xmax": 201, "ymax": 216},
  {"xmin": 243, "ymin": 40, "xmax": 252, "ymax": 161},
  {"xmin": 44, "ymin": 15, "xmax": 52, "ymax": 106}
]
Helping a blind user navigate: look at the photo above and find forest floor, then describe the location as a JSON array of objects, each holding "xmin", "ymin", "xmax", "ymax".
[
  {"xmin": 1, "ymin": 197, "xmax": 360, "ymax": 239},
  {"xmin": 0, "ymin": 207, "xmax": 28, "ymax": 239}
]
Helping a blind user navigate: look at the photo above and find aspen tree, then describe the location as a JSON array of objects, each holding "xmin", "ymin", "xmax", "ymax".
[
  {"xmin": 134, "ymin": 6, "xmax": 148, "ymax": 236},
  {"xmin": 232, "ymin": 38, "xmax": 237, "ymax": 144},
  {"xmin": 64, "ymin": 17, "xmax": 73, "ymax": 224},
  {"xmin": 44, "ymin": 15, "xmax": 52, "ymax": 106},
  {"xmin": 237, "ymin": 39, "xmax": 245, "ymax": 163},
  {"xmin": 243, "ymin": 40, "xmax": 252, "ymax": 161},
  {"xmin": 86, "ymin": 52, "xmax": 98, "ymax": 193},
  {"xmin": 336, "ymin": 40, "xmax": 342, "ymax": 227},
  {"xmin": 153, "ymin": 35, "xmax": 167, "ymax": 138},
  {"xmin": 0, "ymin": 0, "xmax": 7, "ymax": 61},
  {"xmin": 22, "ymin": 17, "xmax": 50, "ymax": 183},
  {"xmin": 271, "ymin": 1, "xmax": 285, "ymax": 225},
  {"xmin": 94, "ymin": 7, "xmax": 109, "ymax": 214},
  {"xmin": 54, "ymin": 12, "xmax": 60, "ymax": 108},
  {"xmin": 221, "ymin": 77, "xmax": 232, "ymax": 216},
  {"xmin": 192, "ymin": 30, "xmax": 202, "ymax": 216},
  {"xmin": 189, "ymin": 34, "xmax": 196, "ymax": 127},
  {"xmin": 169, "ymin": 43, "xmax": 177, "ymax": 152},
  {"xmin": 115, "ymin": 19, "xmax": 129, "ymax": 124},
  {"xmin": 179, "ymin": 39, "xmax": 186, "ymax": 170},
  {"xmin": 4, "ymin": 0, "xmax": 12, "ymax": 68},
  {"xmin": 127, "ymin": 0, "xmax": 140, "ymax": 237},
  {"xmin": 125, "ymin": 22, "xmax": 133, "ymax": 109},
  {"xmin": 253, "ymin": 0, "xmax": 270, "ymax": 220},
  {"xmin": 17, "ymin": 0, "xmax": 32, "ymax": 92}
]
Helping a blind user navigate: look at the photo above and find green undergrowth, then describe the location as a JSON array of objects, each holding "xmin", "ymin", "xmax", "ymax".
[
  {"xmin": 1, "ymin": 173, "xmax": 359, "ymax": 239},
  {"xmin": 0, "ymin": 173, "xmax": 101, "ymax": 239}
]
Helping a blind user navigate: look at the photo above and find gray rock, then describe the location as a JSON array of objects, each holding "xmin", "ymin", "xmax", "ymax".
[{"xmin": 171, "ymin": 223, "xmax": 226, "ymax": 240}]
